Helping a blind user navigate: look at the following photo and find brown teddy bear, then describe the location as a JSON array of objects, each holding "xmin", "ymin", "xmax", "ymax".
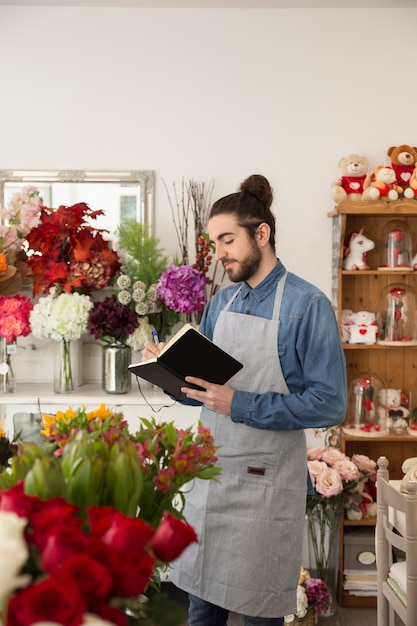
[
  {"xmin": 410, "ymin": 164, "xmax": 417, "ymax": 198},
  {"xmin": 331, "ymin": 153, "xmax": 368, "ymax": 204},
  {"xmin": 362, "ymin": 165, "xmax": 399, "ymax": 201},
  {"xmin": 387, "ymin": 144, "xmax": 417, "ymax": 198}
]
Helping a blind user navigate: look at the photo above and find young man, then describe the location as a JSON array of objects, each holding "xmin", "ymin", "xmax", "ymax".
[{"xmin": 143, "ymin": 174, "xmax": 347, "ymax": 626}]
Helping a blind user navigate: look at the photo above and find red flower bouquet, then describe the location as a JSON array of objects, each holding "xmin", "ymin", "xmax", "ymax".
[
  {"xmin": 0, "ymin": 406, "xmax": 221, "ymax": 625},
  {"xmin": 26, "ymin": 202, "xmax": 120, "ymax": 296}
]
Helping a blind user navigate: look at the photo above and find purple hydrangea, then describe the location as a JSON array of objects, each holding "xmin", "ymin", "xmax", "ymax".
[{"xmin": 157, "ymin": 264, "xmax": 207, "ymax": 315}]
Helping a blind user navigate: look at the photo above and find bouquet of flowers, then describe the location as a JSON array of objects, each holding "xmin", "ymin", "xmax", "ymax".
[
  {"xmin": 284, "ymin": 567, "xmax": 332, "ymax": 624},
  {"xmin": 30, "ymin": 289, "xmax": 93, "ymax": 392},
  {"xmin": 0, "ymin": 294, "xmax": 33, "ymax": 343},
  {"xmin": 87, "ymin": 294, "xmax": 139, "ymax": 345},
  {"xmin": 0, "ymin": 405, "xmax": 221, "ymax": 625},
  {"xmin": 0, "ymin": 294, "xmax": 34, "ymax": 392},
  {"xmin": 25, "ymin": 201, "xmax": 120, "ymax": 296},
  {"xmin": 306, "ymin": 446, "xmax": 376, "ymax": 598},
  {"xmin": 0, "ymin": 185, "xmax": 41, "ymax": 295},
  {"xmin": 116, "ymin": 220, "xmax": 180, "ymax": 342}
]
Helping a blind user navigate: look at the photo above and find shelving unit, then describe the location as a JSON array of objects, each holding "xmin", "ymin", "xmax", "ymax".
[{"xmin": 330, "ymin": 198, "xmax": 417, "ymax": 608}]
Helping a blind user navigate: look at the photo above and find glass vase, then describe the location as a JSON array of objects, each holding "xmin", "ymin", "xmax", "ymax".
[
  {"xmin": 54, "ymin": 339, "xmax": 81, "ymax": 394},
  {"xmin": 102, "ymin": 342, "xmax": 131, "ymax": 394},
  {"xmin": 0, "ymin": 337, "xmax": 16, "ymax": 394},
  {"xmin": 307, "ymin": 504, "xmax": 341, "ymax": 617}
]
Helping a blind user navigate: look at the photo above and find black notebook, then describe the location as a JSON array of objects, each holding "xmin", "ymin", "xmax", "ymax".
[{"xmin": 128, "ymin": 323, "xmax": 243, "ymax": 398}]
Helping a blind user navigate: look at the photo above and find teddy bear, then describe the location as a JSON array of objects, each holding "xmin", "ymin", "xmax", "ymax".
[
  {"xmin": 377, "ymin": 388, "xmax": 409, "ymax": 433},
  {"xmin": 341, "ymin": 308, "xmax": 355, "ymax": 342},
  {"xmin": 348, "ymin": 311, "xmax": 378, "ymax": 344},
  {"xmin": 387, "ymin": 144, "xmax": 417, "ymax": 198},
  {"xmin": 331, "ymin": 154, "xmax": 368, "ymax": 204},
  {"xmin": 409, "ymin": 163, "xmax": 417, "ymax": 199},
  {"xmin": 362, "ymin": 165, "xmax": 400, "ymax": 201},
  {"xmin": 346, "ymin": 479, "xmax": 377, "ymax": 521},
  {"xmin": 342, "ymin": 229, "xmax": 375, "ymax": 270}
]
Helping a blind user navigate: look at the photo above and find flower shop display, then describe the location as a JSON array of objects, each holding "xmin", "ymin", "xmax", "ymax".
[
  {"xmin": 87, "ymin": 294, "xmax": 140, "ymax": 394},
  {"xmin": 0, "ymin": 405, "xmax": 221, "ymax": 626},
  {"xmin": 25, "ymin": 201, "xmax": 120, "ymax": 296},
  {"xmin": 30, "ymin": 289, "xmax": 93, "ymax": 393},
  {"xmin": 0, "ymin": 294, "xmax": 33, "ymax": 393},
  {"xmin": 0, "ymin": 185, "xmax": 41, "ymax": 295},
  {"xmin": 284, "ymin": 566, "xmax": 331, "ymax": 625},
  {"xmin": 306, "ymin": 446, "xmax": 377, "ymax": 615},
  {"xmin": 116, "ymin": 220, "xmax": 180, "ymax": 344}
]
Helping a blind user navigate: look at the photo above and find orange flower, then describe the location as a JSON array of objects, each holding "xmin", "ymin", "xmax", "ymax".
[{"xmin": 0, "ymin": 253, "xmax": 8, "ymax": 273}]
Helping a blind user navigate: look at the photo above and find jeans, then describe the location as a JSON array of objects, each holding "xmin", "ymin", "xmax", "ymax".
[{"xmin": 188, "ymin": 594, "xmax": 284, "ymax": 626}]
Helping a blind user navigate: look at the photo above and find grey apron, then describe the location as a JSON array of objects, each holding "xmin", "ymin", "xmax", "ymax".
[{"xmin": 171, "ymin": 273, "xmax": 307, "ymax": 618}]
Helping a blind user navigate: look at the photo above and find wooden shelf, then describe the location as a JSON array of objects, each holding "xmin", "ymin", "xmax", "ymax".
[{"xmin": 332, "ymin": 199, "xmax": 417, "ymax": 608}]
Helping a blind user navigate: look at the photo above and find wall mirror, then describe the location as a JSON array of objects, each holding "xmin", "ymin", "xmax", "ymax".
[{"xmin": 0, "ymin": 169, "xmax": 155, "ymax": 241}]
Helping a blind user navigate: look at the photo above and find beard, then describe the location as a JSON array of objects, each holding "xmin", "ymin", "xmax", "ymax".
[{"xmin": 223, "ymin": 239, "xmax": 262, "ymax": 283}]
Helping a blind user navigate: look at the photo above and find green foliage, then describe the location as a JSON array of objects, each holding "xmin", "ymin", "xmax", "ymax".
[{"xmin": 117, "ymin": 220, "xmax": 169, "ymax": 286}]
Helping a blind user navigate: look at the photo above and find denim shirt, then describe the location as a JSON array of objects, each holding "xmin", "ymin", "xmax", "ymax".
[{"xmin": 193, "ymin": 259, "xmax": 347, "ymax": 432}]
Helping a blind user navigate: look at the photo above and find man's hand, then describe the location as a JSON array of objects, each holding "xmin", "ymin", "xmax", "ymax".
[
  {"xmin": 181, "ymin": 376, "xmax": 234, "ymax": 416},
  {"xmin": 141, "ymin": 340, "xmax": 166, "ymax": 361}
]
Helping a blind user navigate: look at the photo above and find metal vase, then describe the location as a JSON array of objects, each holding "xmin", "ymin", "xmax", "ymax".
[{"xmin": 102, "ymin": 342, "xmax": 131, "ymax": 394}]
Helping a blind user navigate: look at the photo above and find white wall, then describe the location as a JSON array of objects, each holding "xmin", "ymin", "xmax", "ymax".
[{"xmin": 1, "ymin": 6, "xmax": 417, "ymax": 297}]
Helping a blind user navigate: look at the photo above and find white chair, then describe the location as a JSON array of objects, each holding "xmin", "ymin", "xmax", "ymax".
[{"xmin": 376, "ymin": 455, "xmax": 417, "ymax": 626}]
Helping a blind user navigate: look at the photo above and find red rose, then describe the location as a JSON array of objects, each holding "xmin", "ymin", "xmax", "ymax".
[
  {"xmin": 29, "ymin": 500, "xmax": 82, "ymax": 550},
  {"xmin": 6, "ymin": 571, "xmax": 86, "ymax": 626},
  {"xmin": 0, "ymin": 482, "xmax": 37, "ymax": 518},
  {"xmin": 40, "ymin": 525, "xmax": 88, "ymax": 574},
  {"xmin": 60, "ymin": 553, "xmax": 113, "ymax": 606},
  {"xmin": 88, "ymin": 535, "xmax": 155, "ymax": 598},
  {"xmin": 151, "ymin": 512, "xmax": 198, "ymax": 562},
  {"xmin": 113, "ymin": 550, "xmax": 155, "ymax": 598},
  {"xmin": 88, "ymin": 505, "xmax": 154, "ymax": 554}
]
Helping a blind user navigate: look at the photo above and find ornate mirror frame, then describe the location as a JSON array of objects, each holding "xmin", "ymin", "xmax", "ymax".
[{"xmin": 0, "ymin": 169, "xmax": 155, "ymax": 232}]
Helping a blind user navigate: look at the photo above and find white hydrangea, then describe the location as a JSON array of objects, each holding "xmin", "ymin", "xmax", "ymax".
[{"xmin": 30, "ymin": 289, "xmax": 93, "ymax": 342}]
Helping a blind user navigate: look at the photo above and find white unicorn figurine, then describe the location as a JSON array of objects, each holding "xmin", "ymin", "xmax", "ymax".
[{"xmin": 343, "ymin": 228, "xmax": 375, "ymax": 270}]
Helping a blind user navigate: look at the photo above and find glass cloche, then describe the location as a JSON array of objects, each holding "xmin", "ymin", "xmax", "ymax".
[
  {"xmin": 377, "ymin": 219, "xmax": 413, "ymax": 270},
  {"xmin": 342, "ymin": 372, "xmax": 386, "ymax": 436},
  {"xmin": 377, "ymin": 283, "xmax": 417, "ymax": 345}
]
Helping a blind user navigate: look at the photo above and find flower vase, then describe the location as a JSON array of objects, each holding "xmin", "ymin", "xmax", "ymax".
[
  {"xmin": 102, "ymin": 342, "xmax": 131, "ymax": 394},
  {"xmin": 0, "ymin": 337, "xmax": 16, "ymax": 394},
  {"xmin": 54, "ymin": 339, "xmax": 81, "ymax": 394},
  {"xmin": 307, "ymin": 506, "xmax": 340, "ymax": 617}
]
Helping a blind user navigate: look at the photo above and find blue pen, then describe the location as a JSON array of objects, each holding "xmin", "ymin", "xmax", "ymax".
[{"xmin": 152, "ymin": 328, "xmax": 159, "ymax": 346}]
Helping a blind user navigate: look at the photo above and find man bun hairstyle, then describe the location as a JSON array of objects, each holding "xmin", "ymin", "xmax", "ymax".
[{"xmin": 209, "ymin": 174, "xmax": 276, "ymax": 250}]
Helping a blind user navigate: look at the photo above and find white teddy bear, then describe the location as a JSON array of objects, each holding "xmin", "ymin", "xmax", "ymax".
[
  {"xmin": 349, "ymin": 311, "xmax": 378, "ymax": 344},
  {"xmin": 377, "ymin": 388, "xmax": 409, "ymax": 432}
]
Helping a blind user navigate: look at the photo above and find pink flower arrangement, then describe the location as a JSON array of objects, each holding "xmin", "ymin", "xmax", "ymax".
[
  {"xmin": 307, "ymin": 446, "xmax": 376, "ymax": 510},
  {"xmin": 157, "ymin": 263, "xmax": 207, "ymax": 315},
  {"xmin": 306, "ymin": 446, "xmax": 377, "ymax": 599},
  {"xmin": 0, "ymin": 294, "xmax": 33, "ymax": 342},
  {"xmin": 304, "ymin": 576, "xmax": 332, "ymax": 613}
]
